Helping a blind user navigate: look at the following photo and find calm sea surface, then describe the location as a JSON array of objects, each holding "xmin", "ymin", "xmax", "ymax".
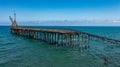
[{"xmin": 0, "ymin": 26, "xmax": 120, "ymax": 67}]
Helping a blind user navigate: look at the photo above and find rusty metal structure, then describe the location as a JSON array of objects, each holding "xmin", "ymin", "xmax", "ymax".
[
  {"xmin": 9, "ymin": 13, "xmax": 120, "ymax": 51},
  {"xmin": 9, "ymin": 13, "xmax": 18, "ymax": 28}
]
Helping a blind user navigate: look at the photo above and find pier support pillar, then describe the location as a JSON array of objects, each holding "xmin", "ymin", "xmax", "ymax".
[
  {"xmin": 88, "ymin": 35, "xmax": 90, "ymax": 48},
  {"xmin": 58, "ymin": 34, "xmax": 60, "ymax": 46},
  {"xmin": 34, "ymin": 32, "xmax": 36, "ymax": 39}
]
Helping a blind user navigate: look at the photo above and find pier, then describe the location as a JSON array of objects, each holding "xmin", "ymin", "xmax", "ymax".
[{"xmin": 9, "ymin": 13, "xmax": 120, "ymax": 50}]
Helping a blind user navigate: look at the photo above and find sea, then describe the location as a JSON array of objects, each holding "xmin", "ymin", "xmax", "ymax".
[{"xmin": 0, "ymin": 26, "xmax": 120, "ymax": 67}]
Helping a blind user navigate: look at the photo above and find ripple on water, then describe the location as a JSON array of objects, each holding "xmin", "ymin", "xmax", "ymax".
[
  {"xmin": 0, "ymin": 53, "xmax": 23, "ymax": 67},
  {"xmin": 0, "ymin": 41, "xmax": 16, "ymax": 51},
  {"xmin": 0, "ymin": 45, "xmax": 26, "ymax": 67},
  {"xmin": 0, "ymin": 42, "xmax": 15, "ymax": 45}
]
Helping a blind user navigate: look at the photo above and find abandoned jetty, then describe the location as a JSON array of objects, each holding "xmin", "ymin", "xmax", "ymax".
[{"xmin": 9, "ymin": 13, "xmax": 120, "ymax": 50}]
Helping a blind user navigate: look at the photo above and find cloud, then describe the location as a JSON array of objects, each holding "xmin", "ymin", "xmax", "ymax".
[
  {"xmin": 113, "ymin": 20, "xmax": 120, "ymax": 23},
  {"xmin": 2, "ymin": 20, "xmax": 120, "ymax": 26},
  {"xmin": 16, "ymin": 20, "xmax": 120, "ymax": 26}
]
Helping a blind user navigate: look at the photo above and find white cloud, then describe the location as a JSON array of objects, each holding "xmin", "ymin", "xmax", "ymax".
[{"xmin": 113, "ymin": 20, "xmax": 120, "ymax": 23}]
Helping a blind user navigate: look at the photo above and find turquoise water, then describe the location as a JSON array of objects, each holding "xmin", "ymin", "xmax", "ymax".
[{"xmin": 0, "ymin": 26, "xmax": 120, "ymax": 67}]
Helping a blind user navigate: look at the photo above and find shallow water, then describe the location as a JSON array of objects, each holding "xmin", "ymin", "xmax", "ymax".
[{"xmin": 0, "ymin": 26, "xmax": 120, "ymax": 67}]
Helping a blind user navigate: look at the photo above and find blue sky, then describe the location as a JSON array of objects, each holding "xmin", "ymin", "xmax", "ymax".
[{"xmin": 0, "ymin": 0, "xmax": 120, "ymax": 26}]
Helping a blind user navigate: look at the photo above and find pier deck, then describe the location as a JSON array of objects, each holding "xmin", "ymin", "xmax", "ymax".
[{"xmin": 10, "ymin": 27, "xmax": 120, "ymax": 50}]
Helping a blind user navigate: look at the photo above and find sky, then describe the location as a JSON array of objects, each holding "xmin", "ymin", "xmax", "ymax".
[{"xmin": 0, "ymin": 0, "xmax": 120, "ymax": 26}]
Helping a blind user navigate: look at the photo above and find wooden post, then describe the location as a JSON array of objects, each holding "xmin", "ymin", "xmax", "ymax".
[
  {"xmin": 46, "ymin": 32, "xmax": 48, "ymax": 42},
  {"xmin": 72, "ymin": 34, "xmax": 74, "ymax": 48},
  {"xmin": 65, "ymin": 34, "xmax": 68, "ymax": 46},
  {"xmin": 81, "ymin": 34, "xmax": 84, "ymax": 51},
  {"xmin": 88, "ymin": 34, "xmax": 90, "ymax": 48},
  {"xmin": 40, "ymin": 32, "xmax": 42, "ymax": 40},
  {"xmin": 52, "ymin": 33, "xmax": 54, "ymax": 44},
  {"xmin": 62, "ymin": 34, "xmax": 64, "ymax": 46},
  {"xmin": 43, "ymin": 32, "xmax": 44, "ymax": 41},
  {"xmin": 48, "ymin": 33, "xmax": 50, "ymax": 43},
  {"xmin": 54, "ymin": 33, "xmax": 56, "ymax": 44},
  {"xmin": 58, "ymin": 33, "xmax": 60, "ymax": 46},
  {"xmin": 41, "ymin": 32, "xmax": 43, "ymax": 41},
  {"xmin": 44, "ymin": 32, "xmax": 46, "ymax": 42},
  {"xmin": 70, "ymin": 34, "xmax": 72, "ymax": 47},
  {"xmin": 34, "ymin": 31, "xmax": 36, "ymax": 39},
  {"xmin": 77, "ymin": 34, "xmax": 80, "ymax": 48}
]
